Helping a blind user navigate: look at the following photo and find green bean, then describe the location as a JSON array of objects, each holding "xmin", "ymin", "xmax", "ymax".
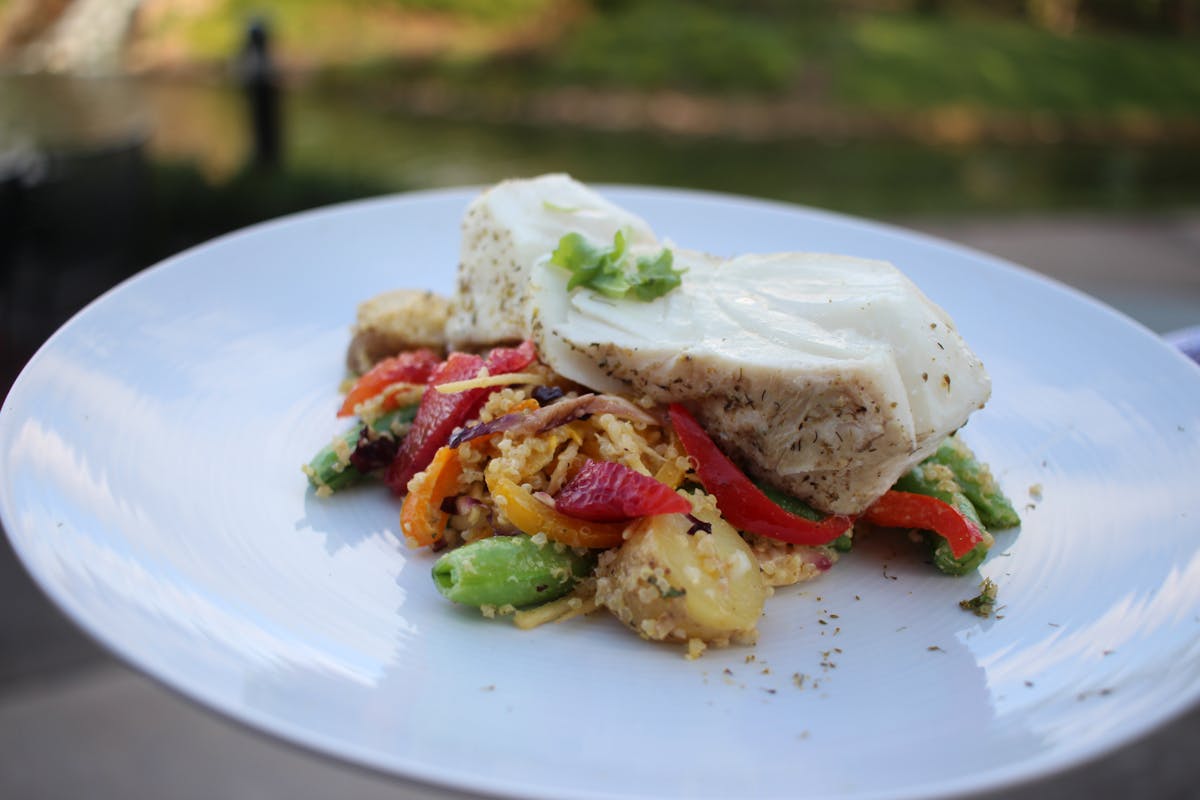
[
  {"xmin": 754, "ymin": 480, "xmax": 821, "ymax": 521},
  {"xmin": 893, "ymin": 462, "xmax": 991, "ymax": 576},
  {"xmin": 304, "ymin": 405, "xmax": 417, "ymax": 492},
  {"xmin": 929, "ymin": 436, "xmax": 1021, "ymax": 530},
  {"xmin": 369, "ymin": 404, "xmax": 419, "ymax": 436},
  {"xmin": 432, "ymin": 536, "xmax": 597, "ymax": 608},
  {"xmin": 304, "ymin": 427, "xmax": 363, "ymax": 492}
]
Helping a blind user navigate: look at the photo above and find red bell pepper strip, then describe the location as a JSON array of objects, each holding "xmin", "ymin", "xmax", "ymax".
[
  {"xmin": 338, "ymin": 348, "xmax": 441, "ymax": 417},
  {"xmin": 554, "ymin": 459, "xmax": 691, "ymax": 522},
  {"xmin": 861, "ymin": 490, "xmax": 984, "ymax": 560},
  {"xmin": 667, "ymin": 403, "xmax": 854, "ymax": 545},
  {"xmin": 385, "ymin": 341, "xmax": 537, "ymax": 494}
]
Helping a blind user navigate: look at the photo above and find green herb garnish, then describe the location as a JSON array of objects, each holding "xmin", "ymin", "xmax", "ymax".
[
  {"xmin": 550, "ymin": 231, "xmax": 683, "ymax": 301},
  {"xmin": 648, "ymin": 575, "xmax": 686, "ymax": 599},
  {"xmin": 959, "ymin": 577, "xmax": 999, "ymax": 618}
]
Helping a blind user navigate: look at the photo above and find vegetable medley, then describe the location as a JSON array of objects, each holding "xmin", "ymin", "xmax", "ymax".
[{"xmin": 306, "ymin": 322, "xmax": 1020, "ymax": 655}]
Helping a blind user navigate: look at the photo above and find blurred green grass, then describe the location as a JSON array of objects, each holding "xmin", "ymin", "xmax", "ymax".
[
  {"xmin": 126, "ymin": 0, "xmax": 1200, "ymax": 122},
  {"xmin": 134, "ymin": 0, "xmax": 561, "ymax": 65},
  {"xmin": 825, "ymin": 15, "xmax": 1200, "ymax": 115},
  {"xmin": 539, "ymin": 2, "xmax": 800, "ymax": 92}
]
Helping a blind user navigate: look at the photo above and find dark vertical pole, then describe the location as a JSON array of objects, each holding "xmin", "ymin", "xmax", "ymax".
[{"xmin": 238, "ymin": 18, "xmax": 282, "ymax": 169}]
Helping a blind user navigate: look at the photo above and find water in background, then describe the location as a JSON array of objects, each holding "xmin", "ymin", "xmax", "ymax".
[{"xmin": 137, "ymin": 79, "xmax": 1199, "ymax": 218}]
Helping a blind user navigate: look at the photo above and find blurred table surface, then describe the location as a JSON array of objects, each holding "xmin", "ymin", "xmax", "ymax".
[{"xmin": 2, "ymin": 210, "xmax": 1198, "ymax": 800}]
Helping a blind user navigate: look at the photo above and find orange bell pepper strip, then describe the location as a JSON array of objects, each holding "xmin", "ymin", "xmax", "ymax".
[
  {"xmin": 339, "ymin": 349, "xmax": 440, "ymax": 417},
  {"xmin": 398, "ymin": 399, "xmax": 545, "ymax": 549},
  {"xmin": 399, "ymin": 446, "xmax": 463, "ymax": 548},
  {"xmin": 486, "ymin": 473, "xmax": 627, "ymax": 549}
]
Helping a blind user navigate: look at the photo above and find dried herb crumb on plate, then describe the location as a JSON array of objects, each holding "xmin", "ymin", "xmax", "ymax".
[{"xmin": 304, "ymin": 174, "xmax": 1020, "ymax": 655}]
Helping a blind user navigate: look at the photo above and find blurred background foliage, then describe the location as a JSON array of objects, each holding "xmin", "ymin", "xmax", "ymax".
[
  {"xmin": 109, "ymin": 0, "xmax": 1200, "ymax": 115},
  {"xmin": 0, "ymin": 0, "xmax": 1197, "ymax": 261},
  {"xmin": 117, "ymin": 0, "xmax": 1200, "ymax": 108},
  {"xmin": 3, "ymin": 0, "xmax": 1198, "ymax": 219}
]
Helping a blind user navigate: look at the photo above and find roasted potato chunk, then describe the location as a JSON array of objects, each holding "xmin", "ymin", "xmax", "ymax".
[
  {"xmin": 346, "ymin": 289, "xmax": 452, "ymax": 373},
  {"xmin": 596, "ymin": 494, "xmax": 766, "ymax": 646}
]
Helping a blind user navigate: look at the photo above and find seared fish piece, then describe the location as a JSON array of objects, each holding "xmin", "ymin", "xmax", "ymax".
[
  {"xmin": 529, "ymin": 248, "xmax": 991, "ymax": 515},
  {"xmin": 445, "ymin": 173, "xmax": 657, "ymax": 349}
]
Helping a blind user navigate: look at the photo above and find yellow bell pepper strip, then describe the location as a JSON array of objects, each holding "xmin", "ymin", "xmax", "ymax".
[
  {"xmin": 667, "ymin": 403, "xmax": 854, "ymax": 546},
  {"xmin": 486, "ymin": 473, "xmax": 627, "ymax": 549},
  {"xmin": 399, "ymin": 446, "xmax": 463, "ymax": 549},
  {"xmin": 653, "ymin": 456, "xmax": 687, "ymax": 490},
  {"xmin": 399, "ymin": 398, "xmax": 543, "ymax": 549}
]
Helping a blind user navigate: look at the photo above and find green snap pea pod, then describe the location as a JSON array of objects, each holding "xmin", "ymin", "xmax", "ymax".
[
  {"xmin": 432, "ymin": 536, "xmax": 597, "ymax": 608},
  {"xmin": 928, "ymin": 436, "xmax": 1021, "ymax": 531},
  {"xmin": 304, "ymin": 405, "xmax": 418, "ymax": 492},
  {"xmin": 892, "ymin": 462, "xmax": 992, "ymax": 576},
  {"xmin": 830, "ymin": 531, "xmax": 854, "ymax": 552},
  {"xmin": 753, "ymin": 480, "xmax": 854, "ymax": 552},
  {"xmin": 931, "ymin": 529, "xmax": 988, "ymax": 576}
]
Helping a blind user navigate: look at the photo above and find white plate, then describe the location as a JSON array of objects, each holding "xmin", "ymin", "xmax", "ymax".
[{"xmin": 3, "ymin": 186, "xmax": 1200, "ymax": 800}]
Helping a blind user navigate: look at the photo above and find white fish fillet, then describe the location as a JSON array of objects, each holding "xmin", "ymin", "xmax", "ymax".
[
  {"xmin": 530, "ymin": 248, "xmax": 991, "ymax": 514},
  {"xmin": 450, "ymin": 175, "xmax": 992, "ymax": 514},
  {"xmin": 445, "ymin": 173, "xmax": 657, "ymax": 349}
]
